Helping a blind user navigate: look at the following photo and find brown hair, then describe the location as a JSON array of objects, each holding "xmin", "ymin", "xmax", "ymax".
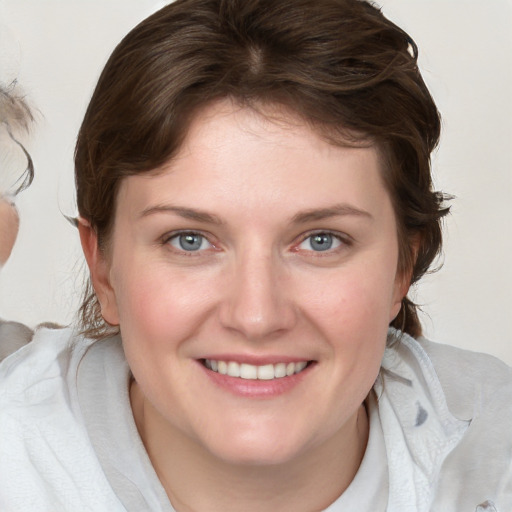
[{"xmin": 75, "ymin": 0, "xmax": 448, "ymax": 339}]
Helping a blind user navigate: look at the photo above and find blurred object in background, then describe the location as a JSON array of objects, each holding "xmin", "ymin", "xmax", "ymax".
[
  {"xmin": 0, "ymin": 82, "xmax": 34, "ymax": 266},
  {"xmin": 0, "ymin": 81, "xmax": 35, "ymax": 355},
  {"xmin": 0, "ymin": 81, "xmax": 34, "ymax": 199}
]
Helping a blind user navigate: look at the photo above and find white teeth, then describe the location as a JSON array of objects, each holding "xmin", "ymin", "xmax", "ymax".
[
  {"xmin": 295, "ymin": 361, "xmax": 307, "ymax": 374},
  {"xmin": 227, "ymin": 361, "xmax": 240, "ymax": 377},
  {"xmin": 218, "ymin": 361, "xmax": 228, "ymax": 375},
  {"xmin": 257, "ymin": 364, "xmax": 275, "ymax": 380},
  {"xmin": 274, "ymin": 363, "xmax": 287, "ymax": 378},
  {"xmin": 240, "ymin": 363, "xmax": 257, "ymax": 379},
  {"xmin": 204, "ymin": 359, "xmax": 309, "ymax": 380}
]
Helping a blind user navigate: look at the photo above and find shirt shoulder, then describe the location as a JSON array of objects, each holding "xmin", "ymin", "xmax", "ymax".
[
  {"xmin": 385, "ymin": 332, "xmax": 512, "ymax": 511},
  {"xmin": 417, "ymin": 337, "xmax": 512, "ymax": 421},
  {"xmin": 0, "ymin": 326, "xmax": 88, "ymax": 403},
  {"xmin": 0, "ymin": 327, "xmax": 125, "ymax": 511}
]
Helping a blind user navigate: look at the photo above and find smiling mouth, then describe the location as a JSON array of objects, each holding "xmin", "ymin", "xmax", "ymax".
[{"xmin": 202, "ymin": 359, "xmax": 312, "ymax": 380}]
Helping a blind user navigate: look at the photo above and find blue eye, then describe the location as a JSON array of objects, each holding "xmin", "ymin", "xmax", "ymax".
[
  {"xmin": 299, "ymin": 233, "xmax": 342, "ymax": 252},
  {"xmin": 168, "ymin": 232, "xmax": 211, "ymax": 252}
]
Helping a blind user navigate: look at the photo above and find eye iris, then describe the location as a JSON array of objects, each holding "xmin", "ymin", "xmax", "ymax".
[
  {"xmin": 310, "ymin": 233, "xmax": 333, "ymax": 251},
  {"xmin": 179, "ymin": 233, "xmax": 202, "ymax": 251}
]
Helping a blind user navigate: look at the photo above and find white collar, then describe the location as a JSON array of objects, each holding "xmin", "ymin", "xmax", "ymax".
[{"xmin": 374, "ymin": 330, "xmax": 470, "ymax": 512}]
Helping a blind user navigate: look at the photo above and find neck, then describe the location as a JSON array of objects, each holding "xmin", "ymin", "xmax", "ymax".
[{"xmin": 131, "ymin": 382, "xmax": 369, "ymax": 512}]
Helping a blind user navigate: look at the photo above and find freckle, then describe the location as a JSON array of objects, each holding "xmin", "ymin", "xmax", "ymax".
[{"xmin": 415, "ymin": 402, "xmax": 428, "ymax": 427}]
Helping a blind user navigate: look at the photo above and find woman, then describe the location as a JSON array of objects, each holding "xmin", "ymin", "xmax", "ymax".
[{"xmin": 0, "ymin": 0, "xmax": 511, "ymax": 510}]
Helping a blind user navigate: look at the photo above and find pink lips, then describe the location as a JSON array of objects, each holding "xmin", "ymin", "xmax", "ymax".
[{"xmin": 197, "ymin": 358, "xmax": 315, "ymax": 398}]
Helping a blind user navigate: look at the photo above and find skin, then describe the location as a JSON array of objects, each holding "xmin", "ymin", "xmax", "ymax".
[
  {"xmin": 80, "ymin": 100, "xmax": 407, "ymax": 511},
  {"xmin": 0, "ymin": 198, "xmax": 19, "ymax": 266}
]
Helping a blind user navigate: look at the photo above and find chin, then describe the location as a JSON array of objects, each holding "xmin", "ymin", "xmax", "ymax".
[
  {"xmin": 209, "ymin": 441, "xmax": 304, "ymax": 467},
  {"xmin": 195, "ymin": 419, "xmax": 316, "ymax": 467}
]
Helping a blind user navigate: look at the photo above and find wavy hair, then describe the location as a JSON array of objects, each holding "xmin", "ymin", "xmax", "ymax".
[{"xmin": 75, "ymin": 0, "xmax": 449, "ymax": 339}]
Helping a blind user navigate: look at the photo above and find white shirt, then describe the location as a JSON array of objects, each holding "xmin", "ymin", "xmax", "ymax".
[{"xmin": 0, "ymin": 327, "xmax": 511, "ymax": 511}]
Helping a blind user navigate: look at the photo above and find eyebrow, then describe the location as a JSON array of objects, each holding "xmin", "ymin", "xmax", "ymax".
[
  {"xmin": 291, "ymin": 204, "xmax": 373, "ymax": 224},
  {"xmin": 140, "ymin": 205, "xmax": 224, "ymax": 225},
  {"xmin": 140, "ymin": 202, "xmax": 372, "ymax": 225}
]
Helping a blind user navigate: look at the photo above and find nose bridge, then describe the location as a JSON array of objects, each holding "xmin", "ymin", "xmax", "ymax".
[{"xmin": 219, "ymin": 244, "xmax": 296, "ymax": 340}]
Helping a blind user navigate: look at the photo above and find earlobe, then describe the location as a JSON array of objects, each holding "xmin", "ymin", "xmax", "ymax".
[
  {"xmin": 77, "ymin": 217, "xmax": 120, "ymax": 326},
  {"xmin": 389, "ymin": 269, "xmax": 412, "ymax": 322},
  {"xmin": 390, "ymin": 287, "xmax": 405, "ymax": 322},
  {"xmin": 390, "ymin": 235, "xmax": 420, "ymax": 322}
]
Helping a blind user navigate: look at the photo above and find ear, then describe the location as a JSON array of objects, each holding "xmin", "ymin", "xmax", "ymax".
[
  {"xmin": 78, "ymin": 217, "xmax": 120, "ymax": 326},
  {"xmin": 389, "ymin": 235, "xmax": 420, "ymax": 322},
  {"xmin": 389, "ymin": 273, "xmax": 408, "ymax": 322}
]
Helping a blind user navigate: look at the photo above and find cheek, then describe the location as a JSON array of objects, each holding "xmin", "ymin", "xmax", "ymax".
[
  {"xmin": 311, "ymin": 278, "xmax": 390, "ymax": 374},
  {"xmin": 301, "ymin": 262, "xmax": 398, "ymax": 332},
  {"xmin": 112, "ymin": 260, "xmax": 216, "ymax": 348}
]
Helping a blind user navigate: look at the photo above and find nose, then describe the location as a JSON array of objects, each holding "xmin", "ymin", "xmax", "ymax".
[{"xmin": 219, "ymin": 250, "xmax": 297, "ymax": 341}]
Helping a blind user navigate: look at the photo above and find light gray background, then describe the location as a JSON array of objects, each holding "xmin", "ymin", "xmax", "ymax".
[{"xmin": 1, "ymin": 1, "xmax": 511, "ymax": 363}]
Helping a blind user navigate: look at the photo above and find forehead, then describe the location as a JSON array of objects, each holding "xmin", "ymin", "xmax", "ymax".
[
  {"xmin": 116, "ymin": 99, "xmax": 390, "ymax": 223},
  {"xmin": 177, "ymin": 99, "xmax": 374, "ymax": 163}
]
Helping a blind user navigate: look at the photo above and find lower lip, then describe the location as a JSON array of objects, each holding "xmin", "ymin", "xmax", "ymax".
[{"xmin": 198, "ymin": 361, "xmax": 315, "ymax": 398}]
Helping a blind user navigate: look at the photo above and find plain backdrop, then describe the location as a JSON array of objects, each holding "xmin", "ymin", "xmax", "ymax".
[{"xmin": 0, "ymin": 1, "xmax": 511, "ymax": 363}]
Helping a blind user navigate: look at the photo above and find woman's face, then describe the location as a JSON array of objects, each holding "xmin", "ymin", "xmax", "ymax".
[{"xmin": 91, "ymin": 100, "xmax": 405, "ymax": 466}]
